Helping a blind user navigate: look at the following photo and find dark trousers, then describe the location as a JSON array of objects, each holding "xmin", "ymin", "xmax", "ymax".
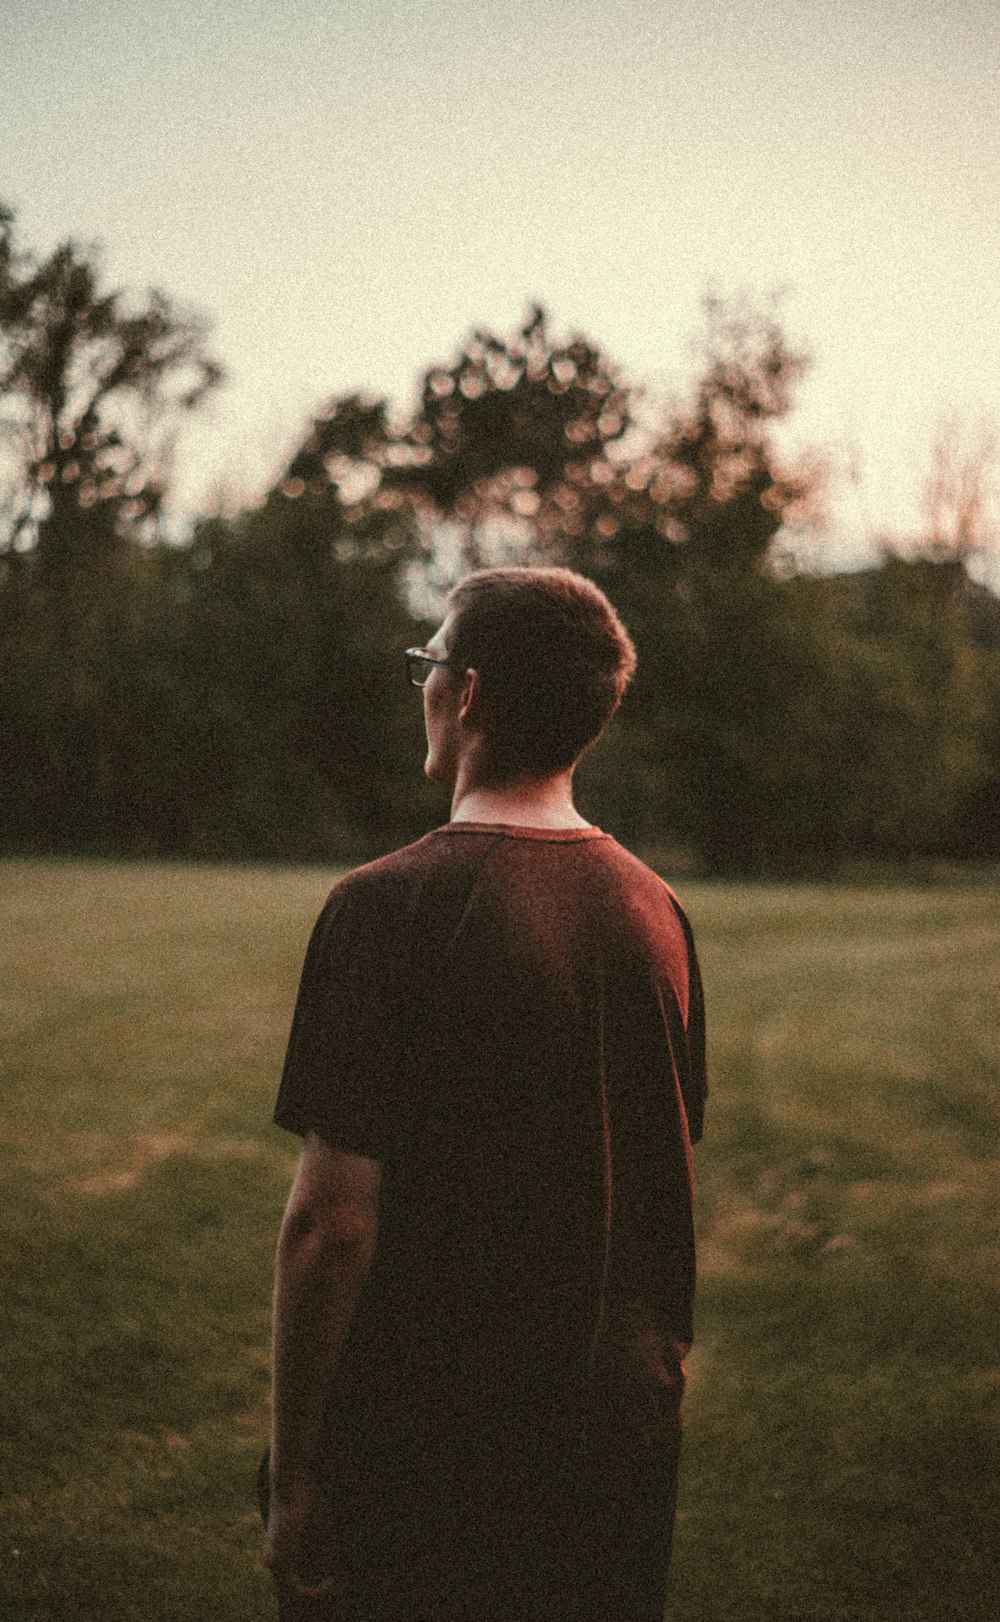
[{"xmin": 257, "ymin": 1437, "xmax": 680, "ymax": 1622}]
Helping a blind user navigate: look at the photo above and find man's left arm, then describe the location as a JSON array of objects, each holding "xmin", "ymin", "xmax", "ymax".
[{"xmin": 265, "ymin": 1131, "xmax": 381, "ymax": 1599}]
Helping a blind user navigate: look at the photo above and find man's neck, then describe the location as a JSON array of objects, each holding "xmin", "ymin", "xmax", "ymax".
[{"xmin": 449, "ymin": 768, "xmax": 590, "ymax": 830}]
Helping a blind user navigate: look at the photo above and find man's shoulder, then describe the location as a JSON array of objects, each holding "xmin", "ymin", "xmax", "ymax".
[
  {"xmin": 334, "ymin": 832, "xmax": 435, "ymax": 886},
  {"xmin": 319, "ymin": 826, "xmax": 483, "ymax": 913},
  {"xmin": 591, "ymin": 835, "xmax": 689, "ymax": 907},
  {"xmin": 318, "ymin": 832, "xmax": 435, "ymax": 909},
  {"xmin": 583, "ymin": 839, "xmax": 700, "ymax": 965}
]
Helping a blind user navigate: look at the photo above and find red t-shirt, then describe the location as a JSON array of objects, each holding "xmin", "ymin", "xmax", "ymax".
[{"xmin": 274, "ymin": 823, "xmax": 707, "ymax": 1609}]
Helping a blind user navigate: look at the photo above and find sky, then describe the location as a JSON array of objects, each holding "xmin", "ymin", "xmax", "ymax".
[{"xmin": 4, "ymin": 0, "xmax": 999, "ymax": 576}]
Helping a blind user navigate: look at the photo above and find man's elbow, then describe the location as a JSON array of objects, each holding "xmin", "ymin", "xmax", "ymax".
[{"xmin": 280, "ymin": 1198, "xmax": 378, "ymax": 1276}]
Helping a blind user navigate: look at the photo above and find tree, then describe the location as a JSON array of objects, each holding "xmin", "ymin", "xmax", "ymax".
[
  {"xmin": 272, "ymin": 297, "xmax": 828, "ymax": 870},
  {"xmin": 579, "ymin": 296, "xmax": 829, "ymax": 869},
  {"xmin": 168, "ymin": 488, "xmax": 439, "ymax": 860},
  {"xmin": 921, "ymin": 413, "xmax": 998, "ymax": 574},
  {"xmin": 821, "ymin": 553, "xmax": 995, "ymax": 859},
  {"xmin": 278, "ymin": 307, "xmax": 637, "ymax": 594},
  {"xmin": 0, "ymin": 203, "xmax": 222, "ymax": 852},
  {"xmin": 805, "ymin": 417, "xmax": 1000, "ymax": 863},
  {"xmin": 0, "ymin": 203, "xmax": 221, "ymax": 568}
]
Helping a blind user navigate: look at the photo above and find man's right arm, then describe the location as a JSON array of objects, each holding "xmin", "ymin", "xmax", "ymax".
[{"xmin": 266, "ymin": 1131, "xmax": 381, "ymax": 1598}]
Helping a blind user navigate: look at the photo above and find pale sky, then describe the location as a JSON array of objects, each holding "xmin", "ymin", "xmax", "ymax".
[{"xmin": 4, "ymin": 0, "xmax": 999, "ymax": 575}]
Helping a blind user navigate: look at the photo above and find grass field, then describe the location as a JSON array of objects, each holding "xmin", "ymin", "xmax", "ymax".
[{"xmin": 1, "ymin": 859, "xmax": 997, "ymax": 1622}]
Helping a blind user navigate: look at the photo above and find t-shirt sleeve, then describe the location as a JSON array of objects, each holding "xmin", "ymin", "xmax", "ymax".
[
  {"xmin": 273, "ymin": 881, "xmax": 413, "ymax": 1161},
  {"xmin": 672, "ymin": 900, "xmax": 708, "ymax": 1146}
]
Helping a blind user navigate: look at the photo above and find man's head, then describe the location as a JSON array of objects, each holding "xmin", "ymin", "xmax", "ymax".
[{"xmin": 419, "ymin": 566, "xmax": 636, "ymax": 786}]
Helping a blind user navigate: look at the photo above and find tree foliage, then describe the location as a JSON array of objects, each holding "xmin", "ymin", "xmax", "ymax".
[
  {"xmin": 0, "ymin": 203, "xmax": 223, "ymax": 852},
  {"xmin": 1, "ymin": 204, "xmax": 997, "ymax": 873},
  {"xmin": 921, "ymin": 413, "xmax": 998, "ymax": 570},
  {"xmin": 278, "ymin": 307, "xmax": 635, "ymax": 573},
  {"xmin": 169, "ymin": 490, "xmax": 439, "ymax": 858},
  {"xmin": 0, "ymin": 204, "xmax": 221, "ymax": 570}
]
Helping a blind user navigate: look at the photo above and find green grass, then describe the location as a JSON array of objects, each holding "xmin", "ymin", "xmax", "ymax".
[{"xmin": 1, "ymin": 861, "xmax": 997, "ymax": 1621}]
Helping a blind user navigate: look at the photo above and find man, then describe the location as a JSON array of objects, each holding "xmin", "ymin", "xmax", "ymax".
[{"xmin": 263, "ymin": 566, "xmax": 707, "ymax": 1621}]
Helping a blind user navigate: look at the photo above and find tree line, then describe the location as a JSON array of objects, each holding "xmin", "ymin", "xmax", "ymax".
[{"xmin": 2, "ymin": 205, "xmax": 998, "ymax": 875}]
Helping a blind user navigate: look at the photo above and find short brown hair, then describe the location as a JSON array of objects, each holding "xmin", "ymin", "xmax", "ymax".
[{"xmin": 444, "ymin": 566, "xmax": 636, "ymax": 777}]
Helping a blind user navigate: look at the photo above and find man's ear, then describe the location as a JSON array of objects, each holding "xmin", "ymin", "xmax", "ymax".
[{"xmin": 457, "ymin": 668, "xmax": 486, "ymax": 727}]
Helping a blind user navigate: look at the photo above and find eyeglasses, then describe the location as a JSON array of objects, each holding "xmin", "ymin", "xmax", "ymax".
[{"xmin": 404, "ymin": 648, "xmax": 457, "ymax": 687}]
